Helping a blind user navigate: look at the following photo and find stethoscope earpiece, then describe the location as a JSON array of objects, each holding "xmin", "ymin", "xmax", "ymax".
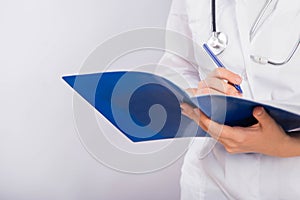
[{"xmin": 207, "ymin": 31, "xmax": 228, "ymax": 55}]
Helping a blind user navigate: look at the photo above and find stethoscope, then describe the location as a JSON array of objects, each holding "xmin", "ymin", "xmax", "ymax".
[{"xmin": 207, "ymin": 0, "xmax": 300, "ymax": 65}]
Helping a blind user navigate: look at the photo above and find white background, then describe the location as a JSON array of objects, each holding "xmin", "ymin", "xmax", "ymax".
[{"xmin": 0, "ymin": 0, "xmax": 188, "ymax": 200}]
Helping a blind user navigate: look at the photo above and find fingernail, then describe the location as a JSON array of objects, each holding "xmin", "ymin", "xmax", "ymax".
[{"xmin": 254, "ymin": 107, "xmax": 264, "ymax": 116}]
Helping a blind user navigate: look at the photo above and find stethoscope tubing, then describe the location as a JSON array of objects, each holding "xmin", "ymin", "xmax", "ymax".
[{"xmin": 210, "ymin": 0, "xmax": 299, "ymax": 66}]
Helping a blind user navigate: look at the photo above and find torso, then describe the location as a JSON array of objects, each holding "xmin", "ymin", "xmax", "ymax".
[{"xmin": 181, "ymin": 0, "xmax": 300, "ymax": 199}]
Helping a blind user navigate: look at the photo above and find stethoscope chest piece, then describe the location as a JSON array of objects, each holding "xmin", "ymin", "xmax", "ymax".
[{"xmin": 207, "ymin": 31, "xmax": 228, "ymax": 55}]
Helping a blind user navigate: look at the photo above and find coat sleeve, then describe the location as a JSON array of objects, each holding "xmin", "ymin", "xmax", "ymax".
[{"xmin": 156, "ymin": 0, "xmax": 200, "ymax": 89}]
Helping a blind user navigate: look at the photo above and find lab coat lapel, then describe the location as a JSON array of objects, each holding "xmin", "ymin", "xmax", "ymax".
[{"xmin": 234, "ymin": 1, "xmax": 256, "ymax": 99}]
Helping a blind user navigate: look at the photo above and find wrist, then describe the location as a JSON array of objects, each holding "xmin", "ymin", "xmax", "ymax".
[{"xmin": 279, "ymin": 135, "xmax": 300, "ymax": 158}]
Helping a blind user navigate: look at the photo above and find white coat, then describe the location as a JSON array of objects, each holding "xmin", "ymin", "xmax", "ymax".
[{"xmin": 158, "ymin": 0, "xmax": 300, "ymax": 199}]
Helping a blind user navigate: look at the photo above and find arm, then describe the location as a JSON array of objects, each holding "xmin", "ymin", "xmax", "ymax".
[{"xmin": 157, "ymin": 0, "xmax": 200, "ymax": 89}]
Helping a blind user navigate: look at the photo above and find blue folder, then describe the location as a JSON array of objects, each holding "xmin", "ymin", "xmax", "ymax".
[{"xmin": 63, "ymin": 71, "xmax": 300, "ymax": 142}]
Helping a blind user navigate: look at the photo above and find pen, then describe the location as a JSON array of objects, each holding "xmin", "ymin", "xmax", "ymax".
[{"xmin": 203, "ymin": 43, "xmax": 243, "ymax": 94}]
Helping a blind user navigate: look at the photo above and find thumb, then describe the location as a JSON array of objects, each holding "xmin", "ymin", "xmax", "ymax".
[{"xmin": 253, "ymin": 107, "xmax": 274, "ymax": 127}]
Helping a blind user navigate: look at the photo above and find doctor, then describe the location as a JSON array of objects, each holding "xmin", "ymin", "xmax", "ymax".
[{"xmin": 159, "ymin": 0, "xmax": 300, "ymax": 199}]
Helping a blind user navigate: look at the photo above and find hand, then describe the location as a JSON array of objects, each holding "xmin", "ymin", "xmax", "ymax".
[
  {"xmin": 186, "ymin": 68, "xmax": 243, "ymax": 97},
  {"xmin": 181, "ymin": 103, "xmax": 300, "ymax": 157}
]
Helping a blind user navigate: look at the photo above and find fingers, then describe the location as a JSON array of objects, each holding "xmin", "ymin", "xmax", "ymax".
[
  {"xmin": 180, "ymin": 103, "xmax": 208, "ymax": 131},
  {"xmin": 194, "ymin": 88, "xmax": 224, "ymax": 95},
  {"xmin": 186, "ymin": 87, "xmax": 224, "ymax": 96},
  {"xmin": 208, "ymin": 68, "xmax": 242, "ymax": 85},
  {"xmin": 185, "ymin": 88, "xmax": 197, "ymax": 96},
  {"xmin": 194, "ymin": 68, "xmax": 243, "ymax": 96},
  {"xmin": 181, "ymin": 103, "xmax": 248, "ymax": 155},
  {"xmin": 180, "ymin": 103, "xmax": 230, "ymax": 140},
  {"xmin": 181, "ymin": 103, "xmax": 203, "ymax": 126},
  {"xmin": 199, "ymin": 77, "xmax": 241, "ymax": 96},
  {"xmin": 181, "ymin": 106, "xmax": 283, "ymax": 156}
]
